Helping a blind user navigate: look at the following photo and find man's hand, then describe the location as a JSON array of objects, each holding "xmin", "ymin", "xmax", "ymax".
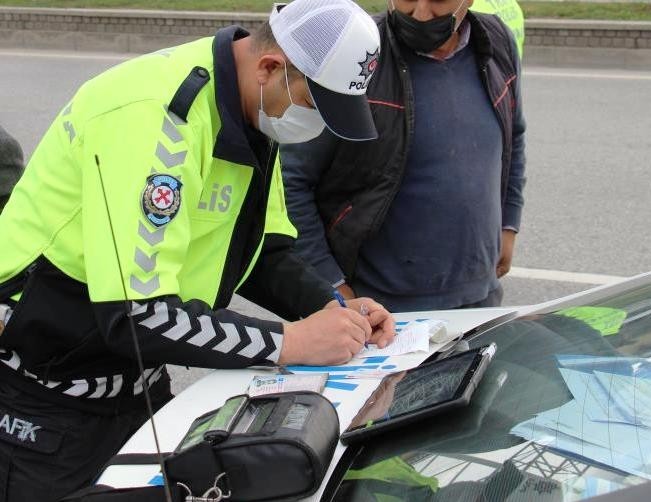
[
  {"xmin": 496, "ymin": 229, "xmax": 516, "ymax": 278},
  {"xmin": 325, "ymin": 297, "xmax": 395, "ymax": 349},
  {"xmin": 279, "ymin": 308, "xmax": 371, "ymax": 366}
]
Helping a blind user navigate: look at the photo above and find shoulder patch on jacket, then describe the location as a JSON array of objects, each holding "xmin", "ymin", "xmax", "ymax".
[{"xmin": 141, "ymin": 174, "xmax": 182, "ymax": 227}]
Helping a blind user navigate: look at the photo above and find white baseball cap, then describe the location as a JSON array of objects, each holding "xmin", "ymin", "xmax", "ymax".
[{"xmin": 270, "ymin": 0, "xmax": 381, "ymax": 141}]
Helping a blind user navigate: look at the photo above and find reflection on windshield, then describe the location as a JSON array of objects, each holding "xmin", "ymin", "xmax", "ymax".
[{"xmin": 332, "ymin": 282, "xmax": 651, "ymax": 502}]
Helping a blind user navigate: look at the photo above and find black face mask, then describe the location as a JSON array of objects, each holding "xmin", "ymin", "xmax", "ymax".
[{"xmin": 389, "ymin": 8, "xmax": 457, "ymax": 54}]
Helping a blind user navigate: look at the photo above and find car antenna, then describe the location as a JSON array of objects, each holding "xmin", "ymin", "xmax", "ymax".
[{"xmin": 95, "ymin": 154, "xmax": 173, "ymax": 502}]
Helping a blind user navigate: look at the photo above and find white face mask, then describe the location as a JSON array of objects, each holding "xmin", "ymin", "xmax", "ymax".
[{"xmin": 258, "ymin": 63, "xmax": 325, "ymax": 144}]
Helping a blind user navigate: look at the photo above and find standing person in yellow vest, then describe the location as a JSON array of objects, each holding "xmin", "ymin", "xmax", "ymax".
[
  {"xmin": 471, "ymin": 0, "xmax": 525, "ymax": 57},
  {"xmin": 0, "ymin": 1, "xmax": 394, "ymax": 500}
]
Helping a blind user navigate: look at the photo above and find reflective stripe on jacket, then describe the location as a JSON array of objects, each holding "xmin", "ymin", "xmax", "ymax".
[{"xmin": 0, "ymin": 31, "xmax": 310, "ymax": 413}]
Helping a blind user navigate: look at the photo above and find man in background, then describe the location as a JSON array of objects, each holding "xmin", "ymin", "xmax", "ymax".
[{"xmin": 281, "ymin": 0, "xmax": 526, "ymax": 312}]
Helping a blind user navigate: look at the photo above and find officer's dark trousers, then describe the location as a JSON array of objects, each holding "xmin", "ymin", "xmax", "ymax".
[{"xmin": 0, "ymin": 380, "xmax": 170, "ymax": 502}]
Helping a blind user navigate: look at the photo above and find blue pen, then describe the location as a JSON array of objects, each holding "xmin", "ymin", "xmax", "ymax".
[
  {"xmin": 333, "ymin": 290, "xmax": 348, "ymax": 308},
  {"xmin": 333, "ymin": 291, "xmax": 369, "ymax": 348}
]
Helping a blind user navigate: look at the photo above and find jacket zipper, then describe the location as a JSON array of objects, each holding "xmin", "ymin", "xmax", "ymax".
[
  {"xmin": 373, "ymin": 59, "xmax": 413, "ymax": 233},
  {"xmin": 0, "ymin": 260, "xmax": 38, "ymax": 301},
  {"xmin": 213, "ymin": 142, "xmax": 277, "ymax": 306},
  {"xmin": 481, "ymin": 64, "xmax": 510, "ymax": 205}
]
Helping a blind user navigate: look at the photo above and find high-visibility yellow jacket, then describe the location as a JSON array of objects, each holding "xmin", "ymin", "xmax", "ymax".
[
  {"xmin": 0, "ymin": 27, "xmax": 332, "ymax": 413},
  {"xmin": 472, "ymin": 0, "xmax": 525, "ymax": 57}
]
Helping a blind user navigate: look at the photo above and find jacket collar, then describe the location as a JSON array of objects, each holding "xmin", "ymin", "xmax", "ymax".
[
  {"xmin": 212, "ymin": 25, "xmax": 263, "ymax": 168},
  {"xmin": 465, "ymin": 11, "xmax": 494, "ymax": 65}
]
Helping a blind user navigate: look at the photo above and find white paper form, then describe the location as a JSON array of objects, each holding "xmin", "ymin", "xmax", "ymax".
[{"xmin": 359, "ymin": 319, "xmax": 452, "ymax": 358}]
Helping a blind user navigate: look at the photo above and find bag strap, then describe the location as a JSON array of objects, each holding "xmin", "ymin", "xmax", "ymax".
[
  {"xmin": 106, "ymin": 453, "xmax": 173, "ymax": 466},
  {"xmin": 59, "ymin": 484, "xmax": 172, "ymax": 502}
]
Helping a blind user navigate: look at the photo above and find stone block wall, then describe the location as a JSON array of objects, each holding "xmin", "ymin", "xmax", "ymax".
[
  {"xmin": 1, "ymin": 7, "xmax": 650, "ymax": 62},
  {"xmin": 0, "ymin": 8, "xmax": 267, "ymax": 53},
  {"xmin": 525, "ymin": 19, "xmax": 651, "ymax": 50}
]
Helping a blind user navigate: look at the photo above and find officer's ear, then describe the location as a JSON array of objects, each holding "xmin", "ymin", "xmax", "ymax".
[{"xmin": 255, "ymin": 54, "xmax": 286, "ymax": 85}]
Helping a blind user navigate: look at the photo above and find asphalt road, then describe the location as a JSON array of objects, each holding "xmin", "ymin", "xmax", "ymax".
[{"xmin": 2, "ymin": 49, "xmax": 650, "ymax": 392}]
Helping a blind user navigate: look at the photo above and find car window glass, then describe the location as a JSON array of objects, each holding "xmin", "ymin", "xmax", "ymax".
[{"xmin": 332, "ymin": 281, "xmax": 651, "ymax": 502}]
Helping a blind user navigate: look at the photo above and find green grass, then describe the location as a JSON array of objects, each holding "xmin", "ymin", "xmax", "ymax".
[
  {"xmin": 0, "ymin": 0, "xmax": 388, "ymax": 11},
  {"xmin": 521, "ymin": 2, "xmax": 651, "ymax": 21},
  {"xmin": 0, "ymin": 0, "xmax": 650, "ymax": 21}
]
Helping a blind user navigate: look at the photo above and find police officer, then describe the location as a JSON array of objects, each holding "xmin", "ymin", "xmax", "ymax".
[{"xmin": 0, "ymin": 1, "xmax": 394, "ymax": 500}]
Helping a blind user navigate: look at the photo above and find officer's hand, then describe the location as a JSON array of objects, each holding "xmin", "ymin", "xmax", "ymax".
[
  {"xmin": 324, "ymin": 297, "xmax": 396, "ymax": 349},
  {"xmin": 278, "ymin": 308, "xmax": 371, "ymax": 366}
]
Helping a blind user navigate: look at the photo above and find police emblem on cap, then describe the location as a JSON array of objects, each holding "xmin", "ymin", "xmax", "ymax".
[
  {"xmin": 358, "ymin": 49, "xmax": 379, "ymax": 81},
  {"xmin": 142, "ymin": 174, "xmax": 182, "ymax": 227}
]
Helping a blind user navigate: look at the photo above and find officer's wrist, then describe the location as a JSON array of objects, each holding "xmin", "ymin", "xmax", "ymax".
[{"xmin": 277, "ymin": 323, "xmax": 298, "ymax": 366}]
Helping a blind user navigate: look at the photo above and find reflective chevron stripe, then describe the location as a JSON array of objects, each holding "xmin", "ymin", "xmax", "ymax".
[
  {"xmin": 134, "ymin": 248, "xmax": 158, "ymax": 274},
  {"xmin": 0, "ymin": 348, "xmax": 162, "ymax": 399},
  {"xmin": 64, "ymin": 379, "xmax": 89, "ymax": 397},
  {"xmin": 63, "ymin": 121, "xmax": 76, "ymax": 142},
  {"xmin": 161, "ymin": 309, "xmax": 191, "ymax": 341},
  {"xmin": 130, "ymin": 301, "xmax": 148, "ymax": 317},
  {"xmin": 138, "ymin": 301, "xmax": 169, "ymax": 329},
  {"xmin": 133, "ymin": 301, "xmax": 282, "ymax": 362},
  {"xmin": 106, "ymin": 375, "xmax": 123, "ymax": 398},
  {"xmin": 0, "ymin": 299, "xmax": 284, "ymax": 400},
  {"xmin": 62, "ymin": 101, "xmax": 76, "ymax": 142},
  {"xmin": 213, "ymin": 322, "xmax": 240, "ymax": 354},
  {"xmin": 129, "ymin": 112, "xmax": 188, "ymax": 297},
  {"xmin": 137, "ymin": 221, "xmax": 165, "ymax": 246},
  {"xmin": 0, "ymin": 349, "xmax": 20, "ymax": 370},
  {"xmin": 131, "ymin": 222, "xmax": 164, "ymax": 296},
  {"xmin": 238, "ymin": 327, "xmax": 266, "ymax": 359},
  {"xmin": 130, "ymin": 274, "xmax": 160, "ymax": 296},
  {"xmin": 162, "ymin": 116, "xmax": 183, "ymax": 144},
  {"xmin": 88, "ymin": 377, "xmax": 108, "ymax": 398},
  {"xmin": 131, "ymin": 261, "xmax": 161, "ymax": 294},
  {"xmin": 267, "ymin": 332, "xmax": 283, "ymax": 363},
  {"xmin": 167, "ymin": 108, "xmax": 185, "ymax": 126},
  {"xmin": 156, "ymin": 142, "xmax": 187, "ymax": 169},
  {"xmin": 186, "ymin": 315, "xmax": 217, "ymax": 347},
  {"xmin": 23, "ymin": 369, "xmax": 38, "ymax": 380},
  {"xmin": 0, "ymin": 349, "xmax": 63, "ymax": 389},
  {"xmin": 133, "ymin": 366, "xmax": 165, "ymax": 396}
]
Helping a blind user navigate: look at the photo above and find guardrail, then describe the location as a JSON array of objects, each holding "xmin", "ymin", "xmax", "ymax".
[{"xmin": 1, "ymin": 7, "xmax": 650, "ymax": 69}]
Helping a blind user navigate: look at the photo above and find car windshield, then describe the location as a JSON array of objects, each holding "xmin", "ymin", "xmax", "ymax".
[{"xmin": 329, "ymin": 278, "xmax": 651, "ymax": 502}]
